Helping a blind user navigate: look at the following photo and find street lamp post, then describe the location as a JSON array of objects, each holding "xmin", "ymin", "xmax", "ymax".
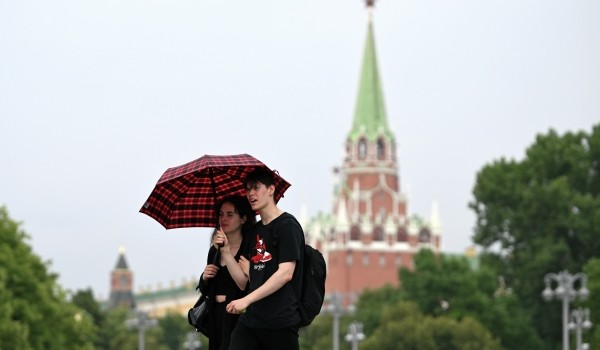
[
  {"xmin": 125, "ymin": 310, "xmax": 158, "ymax": 350},
  {"xmin": 345, "ymin": 321, "xmax": 365, "ymax": 350},
  {"xmin": 183, "ymin": 331, "xmax": 202, "ymax": 350},
  {"xmin": 568, "ymin": 308, "xmax": 592, "ymax": 350},
  {"xmin": 326, "ymin": 292, "xmax": 355, "ymax": 350},
  {"xmin": 542, "ymin": 271, "xmax": 590, "ymax": 350}
]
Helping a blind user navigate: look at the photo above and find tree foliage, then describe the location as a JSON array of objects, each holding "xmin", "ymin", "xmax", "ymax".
[
  {"xmin": 469, "ymin": 124, "xmax": 600, "ymax": 348},
  {"xmin": 0, "ymin": 205, "xmax": 248, "ymax": 349},
  {"xmin": 300, "ymin": 313, "xmax": 337, "ymax": 350},
  {"xmin": 0, "ymin": 206, "xmax": 96, "ymax": 349},
  {"xmin": 158, "ymin": 311, "xmax": 194, "ymax": 350},
  {"xmin": 400, "ymin": 250, "xmax": 541, "ymax": 349},
  {"xmin": 583, "ymin": 258, "xmax": 600, "ymax": 348},
  {"xmin": 72, "ymin": 288, "xmax": 104, "ymax": 327},
  {"xmin": 360, "ymin": 300, "xmax": 503, "ymax": 350},
  {"xmin": 353, "ymin": 284, "xmax": 404, "ymax": 336}
]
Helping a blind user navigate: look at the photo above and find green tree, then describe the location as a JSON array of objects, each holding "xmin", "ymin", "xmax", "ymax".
[
  {"xmin": 362, "ymin": 301, "xmax": 436, "ymax": 350},
  {"xmin": 158, "ymin": 311, "xmax": 194, "ymax": 350},
  {"xmin": 583, "ymin": 258, "xmax": 600, "ymax": 349},
  {"xmin": 0, "ymin": 206, "xmax": 96, "ymax": 350},
  {"xmin": 469, "ymin": 124, "xmax": 600, "ymax": 348},
  {"xmin": 361, "ymin": 301, "xmax": 502, "ymax": 350},
  {"xmin": 100, "ymin": 306, "xmax": 170, "ymax": 350},
  {"xmin": 400, "ymin": 250, "xmax": 541, "ymax": 349},
  {"xmin": 300, "ymin": 314, "xmax": 333, "ymax": 350},
  {"xmin": 72, "ymin": 288, "xmax": 104, "ymax": 327},
  {"xmin": 354, "ymin": 284, "xmax": 404, "ymax": 336},
  {"xmin": 300, "ymin": 311, "xmax": 363, "ymax": 350},
  {"xmin": 71, "ymin": 288, "xmax": 104, "ymax": 348},
  {"xmin": 400, "ymin": 250, "xmax": 488, "ymax": 318}
]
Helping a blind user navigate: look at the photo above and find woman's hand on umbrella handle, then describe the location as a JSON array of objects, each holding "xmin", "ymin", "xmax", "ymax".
[{"xmin": 213, "ymin": 229, "xmax": 227, "ymax": 249}]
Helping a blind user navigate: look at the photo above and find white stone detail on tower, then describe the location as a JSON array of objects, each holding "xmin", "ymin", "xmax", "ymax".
[
  {"xmin": 352, "ymin": 178, "xmax": 360, "ymax": 222},
  {"xmin": 335, "ymin": 196, "xmax": 350, "ymax": 236},
  {"xmin": 299, "ymin": 204, "xmax": 308, "ymax": 230}
]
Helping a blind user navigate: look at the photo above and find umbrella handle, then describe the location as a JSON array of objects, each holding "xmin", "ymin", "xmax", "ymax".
[
  {"xmin": 212, "ymin": 226, "xmax": 223, "ymax": 263},
  {"xmin": 211, "ymin": 246, "xmax": 221, "ymax": 265}
]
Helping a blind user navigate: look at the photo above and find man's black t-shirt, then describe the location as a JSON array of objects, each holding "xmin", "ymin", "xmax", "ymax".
[{"xmin": 238, "ymin": 212, "xmax": 303, "ymax": 329}]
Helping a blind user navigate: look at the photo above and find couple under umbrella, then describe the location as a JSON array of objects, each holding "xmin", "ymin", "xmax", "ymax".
[{"xmin": 140, "ymin": 153, "xmax": 291, "ymax": 350}]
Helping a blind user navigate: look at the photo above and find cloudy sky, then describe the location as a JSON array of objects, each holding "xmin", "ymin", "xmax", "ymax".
[{"xmin": 1, "ymin": 0, "xmax": 598, "ymax": 298}]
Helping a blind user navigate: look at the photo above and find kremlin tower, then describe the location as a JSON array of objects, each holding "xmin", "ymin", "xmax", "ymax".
[
  {"xmin": 302, "ymin": 1, "xmax": 442, "ymax": 303},
  {"xmin": 107, "ymin": 246, "xmax": 136, "ymax": 309}
]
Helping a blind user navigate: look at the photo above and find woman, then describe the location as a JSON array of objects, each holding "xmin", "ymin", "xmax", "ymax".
[{"xmin": 198, "ymin": 195, "xmax": 256, "ymax": 350}]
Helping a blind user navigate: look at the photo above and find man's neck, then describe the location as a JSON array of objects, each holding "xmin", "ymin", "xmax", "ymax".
[{"xmin": 259, "ymin": 204, "xmax": 283, "ymax": 225}]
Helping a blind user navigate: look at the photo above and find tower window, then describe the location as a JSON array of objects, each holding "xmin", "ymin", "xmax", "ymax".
[
  {"xmin": 358, "ymin": 139, "xmax": 367, "ymax": 159},
  {"xmin": 397, "ymin": 227, "xmax": 408, "ymax": 242},
  {"xmin": 377, "ymin": 139, "xmax": 385, "ymax": 159},
  {"xmin": 419, "ymin": 228, "xmax": 431, "ymax": 243},
  {"xmin": 373, "ymin": 226, "xmax": 384, "ymax": 241},
  {"xmin": 350, "ymin": 225, "xmax": 361, "ymax": 241}
]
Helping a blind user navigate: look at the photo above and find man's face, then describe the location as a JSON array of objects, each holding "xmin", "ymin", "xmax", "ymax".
[{"xmin": 245, "ymin": 182, "xmax": 273, "ymax": 212}]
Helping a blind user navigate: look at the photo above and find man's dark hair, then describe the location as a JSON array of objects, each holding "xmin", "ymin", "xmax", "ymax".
[{"xmin": 244, "ymin": 168, "xmax": 275, "ymax": 189}]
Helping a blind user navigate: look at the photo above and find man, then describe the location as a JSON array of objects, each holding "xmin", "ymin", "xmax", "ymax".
[{"xmin": 226, "ymin": 168, "xmax": 303, "ymax": 350}]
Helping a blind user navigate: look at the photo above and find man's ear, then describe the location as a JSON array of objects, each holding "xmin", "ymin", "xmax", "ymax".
[{"xmin": 268, "ymin": 184, "xmax": 275, "ymax": 196}]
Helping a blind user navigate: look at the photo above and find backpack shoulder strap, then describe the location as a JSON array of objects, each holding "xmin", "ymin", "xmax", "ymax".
[{"xmin": 271, "ymin": 212, "xmax": 302, "ymax": 246}]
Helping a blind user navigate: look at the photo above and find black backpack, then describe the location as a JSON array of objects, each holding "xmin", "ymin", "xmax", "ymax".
[{"xmin": 273, "ymin": 213, "xmax": 326, "ymax": 327}]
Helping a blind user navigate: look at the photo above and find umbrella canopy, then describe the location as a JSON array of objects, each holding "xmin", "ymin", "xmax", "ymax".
[{"xmin": 140, "ymin": 153, "xmax": 291, "ymax": 229}]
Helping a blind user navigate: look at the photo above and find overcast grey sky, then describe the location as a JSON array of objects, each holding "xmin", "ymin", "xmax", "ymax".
[{"xmin": 1, "ymin": 0, "xmax": 598, "ymax": 299}]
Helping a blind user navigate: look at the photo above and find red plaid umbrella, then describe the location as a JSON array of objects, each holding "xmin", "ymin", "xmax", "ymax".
[{"xmin": 140, "ymin": 154, "xmax": 291, "ymax": 229}]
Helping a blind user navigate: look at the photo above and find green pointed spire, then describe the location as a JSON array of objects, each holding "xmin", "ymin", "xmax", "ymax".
[{"xmin": 348, "ymin": 18, "xmax": 394, "ymax": 142}]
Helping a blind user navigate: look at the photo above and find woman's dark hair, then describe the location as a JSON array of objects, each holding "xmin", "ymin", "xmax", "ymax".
[{"xmin": 216, "ymin": 195, "xmax": 256, "ymax": 231}]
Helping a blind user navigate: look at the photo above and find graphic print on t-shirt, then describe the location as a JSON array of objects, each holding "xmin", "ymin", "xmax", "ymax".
[{"xmin": 250, "ymin": 233, "xmax": 272, "ymax": 264}]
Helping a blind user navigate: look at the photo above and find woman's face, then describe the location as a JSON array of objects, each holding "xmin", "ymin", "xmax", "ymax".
[{"xmin": 219, "ymin": 202, "xmax": 245, "ymax": 235}]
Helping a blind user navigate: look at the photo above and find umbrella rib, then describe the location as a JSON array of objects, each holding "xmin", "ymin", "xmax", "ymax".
[{"xmin": 209, "ymin": 167, "xmax": 218, "ymax": 206}]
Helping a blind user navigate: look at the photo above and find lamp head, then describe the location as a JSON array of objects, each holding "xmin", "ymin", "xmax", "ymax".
[{"xmin": 578, "ymin": 286, "xmax": 590, "ymax": 300}]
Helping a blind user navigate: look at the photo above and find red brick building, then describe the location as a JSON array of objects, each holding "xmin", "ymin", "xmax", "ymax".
[
  {"xmin": 301, "ymin": 5, "xmax": 442, "ymax": 305},
  {"xmin": 107, "ymin": 246, "xmax": 136, "ymax": 309}
]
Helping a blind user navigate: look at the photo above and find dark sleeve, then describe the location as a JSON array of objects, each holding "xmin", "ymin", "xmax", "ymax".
[
  {"xmin": 236, "ymin": 230, "xmax": 251, "ymax": 261},
  {"xmin": 198, "ymin": 246, "xmax": 219, "ymax": 294},
  {"xmin": 278, "ymin": 216, "xmax": 303, "ymax": 264}
]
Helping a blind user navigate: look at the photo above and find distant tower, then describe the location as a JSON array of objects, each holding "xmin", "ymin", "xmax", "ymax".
[
  {"xmin": 303, "ymin": 0, "xmax": 441, "ymax": 302},
  {"xmin": 107, "ymin": 246, "xmax": 135, "ymax": 309}
]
